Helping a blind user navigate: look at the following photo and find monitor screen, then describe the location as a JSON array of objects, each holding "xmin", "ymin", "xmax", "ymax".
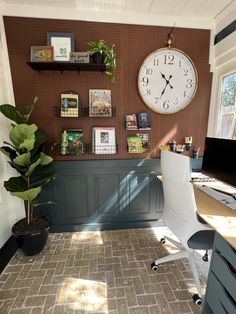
[{"xmin": 202, "ymin": 137, "xmax": 236, "ymax": 188}]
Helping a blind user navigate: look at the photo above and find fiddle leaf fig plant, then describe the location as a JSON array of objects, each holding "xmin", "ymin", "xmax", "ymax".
[
  {"xmin": 0, "ymin": 98, "xmax": 55, "ymax": 227},
  {"xmin": 88, "ymin": 39, "xmax": 117, "ymax": 83}
]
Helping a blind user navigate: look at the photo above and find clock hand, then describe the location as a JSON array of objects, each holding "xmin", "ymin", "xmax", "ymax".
[
  {"xmin": 160, "ymin": 72, "xmax": 167, "ymax": 81},
  {"xmin": 166, "ymin": 75, "xmax": 173, "ymax": 89},
  {"xmin": 160, "ymin": 82, "xmax": 168, "ymax": 98},
  {"xmin": 160, "ymin": 75, "xmax": 173, "ymax": 98}
]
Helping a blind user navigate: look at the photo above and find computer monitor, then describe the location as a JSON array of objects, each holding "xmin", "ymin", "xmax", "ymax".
[{"xmin": 201, "ymin": 137, "xmax": 236, "ymax": 188}]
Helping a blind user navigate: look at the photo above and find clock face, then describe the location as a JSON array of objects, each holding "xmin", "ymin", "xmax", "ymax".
[{"xmin": 138, "ymin": 48, "xmax": 198, "ymax": 114}]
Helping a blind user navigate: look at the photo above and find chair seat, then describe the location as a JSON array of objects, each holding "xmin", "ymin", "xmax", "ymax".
[{"xmin": 187, "ymin": 230, "xmax": 215, "ymax": 250}]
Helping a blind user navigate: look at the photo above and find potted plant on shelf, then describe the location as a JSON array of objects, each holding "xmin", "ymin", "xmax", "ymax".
[
  {"xmin": 88, "ymin": 39, "xmax": 117, "ymax": 83},
  {"xmin": 0, "ymin": 97, "xmax": 55, "ymax": 256}
]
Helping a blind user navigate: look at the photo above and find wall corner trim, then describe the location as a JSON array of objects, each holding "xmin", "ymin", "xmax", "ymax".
[{"xmin": 0, "ymin": 235, "xmax": 19, "ymax": 274}]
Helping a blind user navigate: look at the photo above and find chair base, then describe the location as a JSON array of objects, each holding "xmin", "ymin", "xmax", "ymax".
[{"xmin": 151, "ymin": 238, "xmax": 204, "ymax": 300}]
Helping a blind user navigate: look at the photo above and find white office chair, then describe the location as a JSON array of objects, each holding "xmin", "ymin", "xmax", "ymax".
[{"xmin": 151, "ymin": 150, "xmax": 215, "ymax": 305}]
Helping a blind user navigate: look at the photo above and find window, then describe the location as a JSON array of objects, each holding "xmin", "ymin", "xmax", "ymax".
[{"xmin": 217, "ymin": 72, "xmax": 236, "ymax": 139}]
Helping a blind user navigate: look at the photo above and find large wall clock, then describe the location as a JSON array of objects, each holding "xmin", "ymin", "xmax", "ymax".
[{"xmin": 138, "ymin": 47, "xmax": 198, "ymax": 114}]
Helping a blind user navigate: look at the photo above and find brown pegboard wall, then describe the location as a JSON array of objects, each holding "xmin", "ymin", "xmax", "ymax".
[{"xmin": 4, "ymin": 17, "xmax": 212, "ymax": 160}]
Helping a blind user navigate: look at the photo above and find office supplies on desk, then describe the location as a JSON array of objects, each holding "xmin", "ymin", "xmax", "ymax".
[
  {"xmin": 191, "ymin": 172, "xmax": 216, "ymax": 182},
  {"xmin": 199, "ymin": 185, "xmax": 236, "ymax": 209}
]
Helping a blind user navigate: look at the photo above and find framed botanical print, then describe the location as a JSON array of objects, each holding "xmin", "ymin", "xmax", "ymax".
[{"xmin": 47, "ymin": 32, "xmax": 75, "ymax": 62}]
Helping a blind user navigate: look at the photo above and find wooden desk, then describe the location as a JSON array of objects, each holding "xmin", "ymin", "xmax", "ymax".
[
  {"xmin": 193, "ymin": 183, "xmax": 236, "ymax": 250},
  {"xmin": 193, "ymin": 183, "xmax": 236, "ymax": 314}
]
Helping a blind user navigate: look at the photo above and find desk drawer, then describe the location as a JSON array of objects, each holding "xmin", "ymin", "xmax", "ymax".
[
  {"xmin": 214, "ymin": 233, "xmax": 236, "ymax": 269},
  {"xmin": 207, "ymin": 272, "xmax": 236, "ymax": 314},
  {"xmin": 212, "ymin": 251, "xmax": 236, "ymax": 301}
]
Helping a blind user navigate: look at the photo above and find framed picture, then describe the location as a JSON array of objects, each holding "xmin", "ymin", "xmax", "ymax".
[
  {"xmin": 47, "ymin": 32, "xmax": 75, "ymax": 62},
  {"xmin": 30, "ymin": 46, "xmax": 53, "ymax": 62}
]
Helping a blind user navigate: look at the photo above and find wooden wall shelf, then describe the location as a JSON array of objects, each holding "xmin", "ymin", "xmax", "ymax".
[{"xmin": 27, "ymin": 62, "xmax": 106, "ymax": 72}]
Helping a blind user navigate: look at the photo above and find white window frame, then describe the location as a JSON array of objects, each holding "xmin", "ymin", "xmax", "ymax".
[
  {"xmin": 207, "ymin": 63, "xmax": 236, "ymax": 138},
  {"xmin": 216, "ymin": 70, "xmax": 236, "ymax": 138}
]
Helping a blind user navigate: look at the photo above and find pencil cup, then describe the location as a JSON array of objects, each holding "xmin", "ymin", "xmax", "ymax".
[
  {"xmin": 185, "ymin": 143, "xmax": 192, "ymax": 151},
  {"xmin": 192, "ymin": 150, "xmax": 199, "ymax": 159},
  {"xmin": 169, "ymin": 143, "xmax": 176, "ymax": 152}
]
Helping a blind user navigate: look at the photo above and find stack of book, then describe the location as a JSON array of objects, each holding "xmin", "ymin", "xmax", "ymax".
[
  {"xmin": 60, "ymin": 129, "xmax": 83, "ymax": 156},
  {"xmin": 92, "ymin": 127, "xmax": 116, "ymax": 154}
]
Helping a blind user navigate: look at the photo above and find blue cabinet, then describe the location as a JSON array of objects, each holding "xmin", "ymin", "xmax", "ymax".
[
  {"xmin": 203, "ymin": 233, "xmax": 236, "ymax": 314},
  {"xmin": 40, "ymin": 158, "xmax": 201, "ymax": 232}
]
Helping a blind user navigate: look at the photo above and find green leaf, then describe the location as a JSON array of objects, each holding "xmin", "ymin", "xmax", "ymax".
[
  {"xmin": 10, "ymin": 124, "xmax": 37, "ymax": 152},
  {"xmin": 13, "ymin": 152, "xmax": 31, "ymax": 166},
  {"xmin": 30, "ymin": 176, "xmax": 55, "ymax": 187},
  {"xmin": 26, "ymin": 152, "xmax": 53, "ymax": 176},
  {"xmin": 4, "ymin": 176, "xmax": 28, "ymax": 192},
  {"xmin": 23, "ymin": 97, "xmax": 38, "ymax": 122},
  {"xmin": 19, "ymin": 139, "xmax": 36, "ymax": 151},
  {"xmin": 0, "ymin": 104, "xmax": 26, "ymax": 124},
  {"xmin": 30, "ymin": 163, "xmax": 55, "ymax": 186},
  {"xmin": 30, "ymin": 129, "xmax": 48, "ymax": 159},
  {"xmin": 40, "ymin": 152, "xmax": 53, "ymax": 165},
  {"xmin": 11, "ymin": 187, "xmax": 41, "ymax": 201},
  {"xmin": 8, "ymin": 160, "xmax": 27, "ymax": 176},
  {"xmin": 0, "ymin": 146, "xmax": 17, "ymax": 160},
  {"xmin": 26, "ymin": 158, "xmax": 41, "ymax": 176}
]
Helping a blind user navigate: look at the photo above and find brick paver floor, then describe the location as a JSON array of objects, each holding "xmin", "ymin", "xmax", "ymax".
[{"xmin": 0, "ymin": 227, "xmax": 207, "ymax": 313}]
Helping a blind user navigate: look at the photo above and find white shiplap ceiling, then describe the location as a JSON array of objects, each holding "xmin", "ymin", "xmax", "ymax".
[
  {"xmin": 0, "ymin": 0, "xmax": 234, "ymax": 19},
  {"xmin": 0, "ymin": 0, "xmax": 235, "ymax": 30}
]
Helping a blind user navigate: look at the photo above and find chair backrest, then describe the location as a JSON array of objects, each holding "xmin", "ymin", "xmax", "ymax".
[{"xmin": 161, "ymin": 150, "xmax": 210, "ymax": 249}]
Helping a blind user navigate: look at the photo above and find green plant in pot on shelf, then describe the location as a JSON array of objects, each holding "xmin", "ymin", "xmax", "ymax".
[
  {"xmin": 88, "ymin": 39, "xmax": 117, "ymax": 83},
  {"xmin": 0, "ymin": 97, "xmax": 55, "ymax": 256}
]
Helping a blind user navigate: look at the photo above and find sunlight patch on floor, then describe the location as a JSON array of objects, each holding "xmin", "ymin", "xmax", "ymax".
[
  {"xmin": 70, "ymin": 231, "xmax": 103, "ymax": 245},
  {"xmin": 56, "ymin": 277, "xmax": 107, "ymax": 312}
]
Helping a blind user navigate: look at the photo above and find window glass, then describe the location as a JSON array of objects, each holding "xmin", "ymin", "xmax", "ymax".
[{"xmin": 218, "ymin": 72, "xmax": 236, "ymax": 139}]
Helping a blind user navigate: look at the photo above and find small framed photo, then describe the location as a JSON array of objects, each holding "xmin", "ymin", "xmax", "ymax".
[
  {"xmin": 47, "ymin": 32, "xmax": 75, "ymax": 62},
  {"xmin": 30, "ymin": 46, "xmax": 53, "ymax": 62}
]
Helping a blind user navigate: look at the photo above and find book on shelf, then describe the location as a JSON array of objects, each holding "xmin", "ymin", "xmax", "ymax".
[
  {"xmin": 125, "ymin": 114, "xmax": 138, "ymax": 130},
  {"xmin": 60, "ymin": 129, "xmax": 83, "ymax": 156},
  {"xmin": 127, "ymin": 135, "xmax": 144, "ymax": 153},
  {"xmin": 136, "ymin": 132, "xmax": 149, "ymax": 152},
  {"xmin": 61, "ymin": 92, "xmax": 79, "ymax": 117},
  {"xmin": 136, "ymin": 112, "xmax": 151, "ymax": 130},
  {"xmin": 92, "ymin": 127, "xmax": 116, "ymax": 154},
  {"xmin": 89, "ymin": 89, "xmax": 112, "ymax": 117}
]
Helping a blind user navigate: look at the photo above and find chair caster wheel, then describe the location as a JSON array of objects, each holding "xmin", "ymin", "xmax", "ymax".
[
  {"xmin": 193, "ymin": 294, "xmax": 202, "ymax": 305},
  {"xmin": 202, "ymin": 254, "xmax": 208, "ymax": 262},
  {"xmin": 151, "ymin": 262, "xmax": 158, "ymax": 271},
  {"xmin": 160, "ymin": 238, "xmax": 166, "ymax": 244}
]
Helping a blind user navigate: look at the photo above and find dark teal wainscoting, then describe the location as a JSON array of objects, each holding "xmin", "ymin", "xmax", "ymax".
[{"xmin": 40, "ymin": 158, "xmax": 202, "ymax": 232}]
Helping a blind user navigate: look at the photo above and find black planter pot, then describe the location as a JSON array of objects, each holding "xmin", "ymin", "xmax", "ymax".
[
  {"xmin": 12, "ymin": 215, "xmax": 51, "ymax": 256},
  {"xmin": 92, "ymin": 52, "xmax": 104, "ymax": 64}
]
